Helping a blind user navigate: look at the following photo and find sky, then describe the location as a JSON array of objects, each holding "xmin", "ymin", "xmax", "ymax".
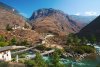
[{"xmin": 0, "ymin": 0, "xmax": 100, "ymax": 18}]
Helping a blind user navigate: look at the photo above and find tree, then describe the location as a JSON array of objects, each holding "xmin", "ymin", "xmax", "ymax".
[
  {"xmin": 20, "ymin": 40, "xmax": 29, "ymax": 46},
  {"xmin": 10, "ymin": 37, "xmax": 17, "ymax": 45},
  {"xmin": 49, "ymin": 49, "xmax": 65, "ymax": 67},
  {"xmin": 6, "ymin": 24, "xmax": 12, "ymax": 31},
  {"xmin": 0, "ymin": 61, "xmax": 8, "ymax": 67},
  {"xmin": 0, "ymin": 42, "xmax": 9, "ymax": 47},
  {"xmin": 33, "ymin": 52, "xmax": 47, "ymax": 67},
  {"xmin": 25, "ymin": 52, "xmax": 47, "ymax": 67},
  {"xmin": 81, "ymin": 37, "xmax": 88, "ymax": 45},
  {"xmin": 74, "ymin": 36, "xmax": 81, "ymax": 45},
  {"xmin": 25, "ymin": 60, "xmax": 35, "ymax": 67},
  {"xmin": 0, "ymin": 35, "xmax": 5, "ymax": 42},
  {"xmin": 66, "ymin": 35, "xmax": 74, "ymax": 45},
  {"xmin": 91, "ymin": 35, "xmax": 96, "ymax": 45}
]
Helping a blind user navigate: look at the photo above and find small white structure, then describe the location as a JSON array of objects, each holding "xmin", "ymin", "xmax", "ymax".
[
  {"xmin": 0, "ymin": 46, "xmax": 26, "ymax": 61},
  {"xmin": 0, "ymin": 50, "xmax": 11, "ymax": 61},
  {"xmin": 12, "ymin": 24, "xmax": 21, "ymax": 30}
]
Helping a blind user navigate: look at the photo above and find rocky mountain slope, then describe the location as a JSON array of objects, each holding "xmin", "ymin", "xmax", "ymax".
[
  {"xmin": 29, "ymin": 8, "xmax": 83, "ymax": 36},
  {"xmin": 0, "ymin": 2, "xmax": 30, "ymax": 29},
  {"xmin": 78, "ymin": 15, "xmax": 100, "ymax": 41},
  {"xmin": 0, "ymin": 2, "xmax": 42, "ymax": 44}
]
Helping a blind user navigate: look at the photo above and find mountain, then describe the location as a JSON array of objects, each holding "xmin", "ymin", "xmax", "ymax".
[
  {"xmin": 0, "ymin": 2, "xmax": 30, "ymax": 29},
  {"xmin": 29, "ymin": 8, "xmax": 83, "ymax": 36},
  {"xmin": 70, "ymin": 15, "xmax": 96, "ymax": 27},
  {"xmin": 78, "ymin": 15, "xmax": 100, "ymax": 41},
  {"xmin": 70, "ymin": 15, "xmax": 96, "ymax": 23}
]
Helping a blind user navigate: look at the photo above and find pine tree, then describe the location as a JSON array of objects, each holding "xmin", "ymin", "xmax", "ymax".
[{"xmin": 33, "ymin": 52, "xmax": 47, "ymax": 67}]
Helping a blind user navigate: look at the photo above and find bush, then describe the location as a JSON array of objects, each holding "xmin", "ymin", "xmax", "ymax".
[
  {"xmin": 49, "ymin": 49, "xmax": 65, "ymax": 67},
  {"xmin": 80, "ymin": 46, "xmax": 95, "ymax": 53},
  {"xmin": 74, "ymin": 48, "xmax": 85, "ymax": 54},
  {"xmin": 10, "ymin": 37, "xmax": 17, "ymax": 45},
  {"xmin": 25, "ymin": 52, "xmax": 47, "ymax": 67},
  {"xmin": 0, "ymin": 42, "xmax": 9, "ymax": 47},
  {"xmin": 19, "ymin": 40, "xmax": 29, "ymax": 46},
  {"xmin": 65, "ymin": 45, "xmax": 95, "ymax": 54},
  {"xmin": 25, "ymin": 60, "xmax": 35, "ymax": 67},
  {"xmin": 35, "ymin": 45, "xmax": 46, "ymax": 50},
  {"xmin": 0, "ymin": 35, "xmax": 5, "ymax": 42},
  {"xmin": 0, "ymin": 62, "xmax": 8, "ymax": 67},
  {"xmin": 96, "ymin": 64, "xmax": 100, "ymax": 67}
]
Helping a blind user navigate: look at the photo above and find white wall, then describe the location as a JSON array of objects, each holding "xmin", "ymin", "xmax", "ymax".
[{"xmin": 0, "ymin": 50, "xmax": 11, "ymax": 61}]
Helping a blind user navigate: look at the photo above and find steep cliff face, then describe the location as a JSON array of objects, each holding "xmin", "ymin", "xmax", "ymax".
[
  {"xmin": 0, "ymin": 2, "xmax": 30, "ymax": 29},
  {"xmin": 29, "ymin": 8, "xmax": 82, "ymax": 36}
]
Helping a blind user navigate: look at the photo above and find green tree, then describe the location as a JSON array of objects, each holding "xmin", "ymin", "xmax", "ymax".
[
  {"xmin": 81, "ymin": 37, "xmax": 88, "ymax": 45},
  {"xmin": 96, "ymin": 64, "xmax": 100, "ymax": 67},
  {"xmin": 25, "ymin": 60, "xmax": 35, "ymax": 67},
  {"xmin": 66, "ymin": 35, "xmax": 74, "ymax": 45},
  {"xmin": 0, "ymin": 62, "xmax": 8, "ymax": 67},
  {"xmin": 33, "ymin": 52, "xmax": 47, "ymax": 67},
  {"xmin": 0, "ymin": 42, "xmax": 9, "ymax": 47},
  {"xmin": 74, "ymin": 36, "xmax": 81, "ymax": 45},
  {"xmin": 50, "ymin": 49, "xmax": 65, "ymax": 67},
  {"xmin": 10, "ymin": 37, "xmax": 17, "ymax": 45},
  {"xmin": 20, "ymin": 40, "xmax": 29, "ymax": 46},
  {"xmin": 0, "ymin": 35, "xmax": 5, "ymax": 42},
  {"xmin": 91, "ymin": 35, "xmax": 96, "ymax": 44}
]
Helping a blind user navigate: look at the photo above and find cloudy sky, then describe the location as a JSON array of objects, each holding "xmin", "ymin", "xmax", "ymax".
[{"xmin": 0, "ymin": 0, "xmax": 100, "ymax": 18}]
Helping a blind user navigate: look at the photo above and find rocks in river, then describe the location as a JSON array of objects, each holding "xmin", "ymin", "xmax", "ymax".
[{"xmin": 63, "ymin": 53, "xmax": 91, "ymax": 61}]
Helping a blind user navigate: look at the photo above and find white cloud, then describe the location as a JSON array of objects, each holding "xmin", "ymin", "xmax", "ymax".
[
  {"xmin": 84, "ymin": 11, "xmax": 98, "ymax": 16},
  {"xmin": 74, "ymin": 13, "xmax": 81, "ymax": 16}
]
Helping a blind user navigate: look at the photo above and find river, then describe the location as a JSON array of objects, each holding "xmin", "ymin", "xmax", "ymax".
[{"xmin": 43, "ymin": 45, "xmax": 100, "ymax": 67}]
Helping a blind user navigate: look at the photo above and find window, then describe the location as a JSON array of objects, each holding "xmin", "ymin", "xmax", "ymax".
[{"xmin": 2, "ymin": 55, "xmax": 4, "ymax": 58}]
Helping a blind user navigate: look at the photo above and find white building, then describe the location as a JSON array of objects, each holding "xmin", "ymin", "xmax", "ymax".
[
  {"xmin": 0, "ymin": 46, "xmax": 26, "ymax": 61},
  {"xmin": 0, "ymin": 50, "xmax": 11, "ymax": 61}
]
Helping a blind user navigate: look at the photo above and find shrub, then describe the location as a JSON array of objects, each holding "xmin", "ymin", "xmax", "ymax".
[
  {"xmin": 0, "ymin": 42, "xmax": 9, "ymax": 47},
  {"xmin": 0, "ymin": 62, "xmax": 8, "ymax": 67},
  {"xmin": 25, "ymin": 60, "xmax": 35, "ymax": 67},
  {"xmin": 10, "ymin": 37, "xmax": 17, "ymax": 45}
]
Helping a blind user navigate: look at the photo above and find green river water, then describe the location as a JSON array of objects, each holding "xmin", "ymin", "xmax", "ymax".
[{"xmin": 43, "ymin": 45, "xmax": 100, "ymax": 67}]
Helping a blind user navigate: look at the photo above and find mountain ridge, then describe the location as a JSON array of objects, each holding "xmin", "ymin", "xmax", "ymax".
[{"xmin": 29, "ymin": 8, "xmax": 83, "ymax": 36}]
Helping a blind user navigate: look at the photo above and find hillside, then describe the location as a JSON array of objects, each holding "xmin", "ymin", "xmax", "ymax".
[
  {"xmin": 0, "ymin": 29, "xmax": 41, "ymax": 44},
  {"xmin": 78, "ymin": 15, "xmax": 100, "ymax": 41},
  {"xmin": 29, "ymin": 8, "xmax": 83, "ymax": 36},
  {"xmin": 0, "ymin": 2, "xmax": 31, "ymax": 29}
]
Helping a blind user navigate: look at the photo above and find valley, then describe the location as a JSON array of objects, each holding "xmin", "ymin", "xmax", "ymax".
[{"xmin": 0, "ymin": 1, "xmax": 100, "ymax": 67}]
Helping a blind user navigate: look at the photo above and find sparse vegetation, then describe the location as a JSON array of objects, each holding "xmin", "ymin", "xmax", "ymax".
[
  {"xmin": 0, "ymin": 35, "xmax": 9, "ymax": 47},
  {"xmin": 0, "ymin": 35, "xmax": 30, "ymax": 47},
  {"xmin": 35, "ymin": 45, "xmax": 52, "ymax": 51}
]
